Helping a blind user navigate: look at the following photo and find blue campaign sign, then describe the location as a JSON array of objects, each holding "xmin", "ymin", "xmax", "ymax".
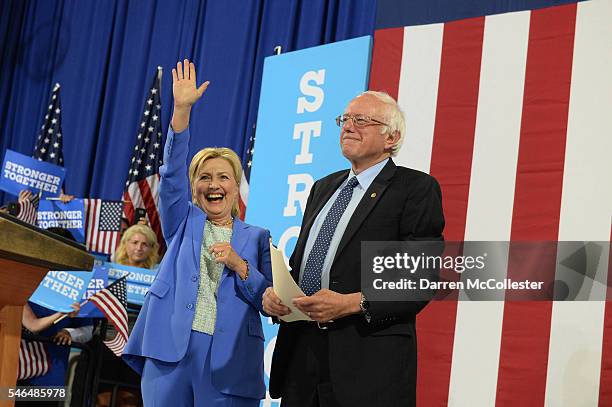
[
  {"xmin": 107, "ymin": 262, "xmax": 158, "ymax": 306},
  {"xmin": 79, "ymin": 264, "xmax": 108, "ymax": 318},
  {"xmin": 29, "ymin": 270, "xmax": 94, "ymax": 313},
  {"xmin": 247, "ymin": 35, "xmax": 372, "ymax": 265},
  {"xmin": 0, "ymin": 149, "xmax": 65, "ymax": 198},
  {"xmin": 245, "ymin": 36, "xmax": 372, "ymax": 406},
  {"xmin": 37, "ymin": 199, "xmax": 86, "ymax": 243}
]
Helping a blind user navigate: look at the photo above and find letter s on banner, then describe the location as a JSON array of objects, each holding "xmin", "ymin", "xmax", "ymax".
[{"xmin": 297, "ymin": 69, "xmax": 326, "ymax": 113}]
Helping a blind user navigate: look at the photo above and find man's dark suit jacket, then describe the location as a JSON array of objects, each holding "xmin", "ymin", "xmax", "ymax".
[{"xmin": 269, "ymin": 159, "xmax": 445, "ymax": 407}]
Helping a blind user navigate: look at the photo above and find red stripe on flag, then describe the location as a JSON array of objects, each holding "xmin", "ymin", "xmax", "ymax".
[
  {"xmin": 496, "ymin": 4, "xmax": 576, "ymax": 406},
  {"xmin": 238, "ymin": 197, "xmax": 247, "ymax": 221},
  {"xmin": 369, "ymin": 28, "xmax": 404, "ymax": 99},
  {"xmin": 123, "ymin": 190, "xmax": 135, "ymax": 228},
  {"xmin": 105, "ymin": 334, "xmax": 127, "ymax": 356},
  {"xmin": 599, "ymin": 227, "xmax": 612, "ymax": 406},
  {"xmin": 138, "ymin": 177, "xmax": 165, "ymax": 252},
  {"xmin": 417, "ymin": 16, "xmax": 485, "ymax": 407}
]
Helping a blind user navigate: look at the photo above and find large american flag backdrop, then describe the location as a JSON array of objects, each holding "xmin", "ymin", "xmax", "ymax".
[
  {"xmin": 123, "ymin": 68, "xmax": 164, "ymax": 252},
  {"xmin": 369, "ymin": 1, "xmax": 612, "ymax": 405}
]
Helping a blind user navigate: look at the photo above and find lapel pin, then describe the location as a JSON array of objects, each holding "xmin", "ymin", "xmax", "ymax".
[{"xmin": 370, "ymin": 192, "xmax": 377, "ymax": 198}]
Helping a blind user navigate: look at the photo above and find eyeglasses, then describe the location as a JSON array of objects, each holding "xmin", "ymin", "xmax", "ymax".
[{"xmin": 335, "ymin": 114, "xmax": 390, "ymax": 129}]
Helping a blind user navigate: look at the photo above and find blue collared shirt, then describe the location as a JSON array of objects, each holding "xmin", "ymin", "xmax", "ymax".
[{"xmin": 299, "ymin": 158, "xmax": 389, "ymax": 290}]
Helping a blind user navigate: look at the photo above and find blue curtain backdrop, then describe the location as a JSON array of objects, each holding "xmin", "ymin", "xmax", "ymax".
[{"xmin": 0, "ymin": 0, "xmax": 376, "ymax": 204}]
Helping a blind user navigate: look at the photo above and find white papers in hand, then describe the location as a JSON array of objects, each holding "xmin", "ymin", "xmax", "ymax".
[{"xmin": 270, "ymin": 242, "xmax": 312, "ymax": 322}]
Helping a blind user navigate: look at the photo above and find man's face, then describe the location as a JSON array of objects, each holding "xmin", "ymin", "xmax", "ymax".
[{"xmin": 340, "ymin": 94, "xmax": 396, "ymax": 171}]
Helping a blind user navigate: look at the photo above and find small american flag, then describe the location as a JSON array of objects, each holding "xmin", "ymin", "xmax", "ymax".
[
  {"xmin": 33, "ymin": 83, "xmax": 64, "ymax": 166},
  {"xmin": 83, "ymin": 199, "xmax": 123, "ymax": 255},
  {"xmin": 17, "ymin": 339, "xmax": 50, "ymax": 380},
  {"xmin": 238, "ymin": 133, "xmax": 255, "ymax": 220},
  {"xmin": 89, "ymin": 276, "xmax": 128, "ymax": 357},
  {"xmin": 123, "ymin": 67, "xmax": 164, "ymax": 252},
  {"xmin": 16, "ymin": 192, "xmax": 40, "ymax": 226}
]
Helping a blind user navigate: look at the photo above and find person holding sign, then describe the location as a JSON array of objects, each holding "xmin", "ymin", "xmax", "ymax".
[
  {"xmin": 123, "ymin": 59, "xmax": 272, "ymax": 407},
  {"xmin": 22, "ymin": 301, "xmax": 81, "ymax": 341},
  {"xmin": 19, "ymin": 227, "xmax": 95, "ymax": 391},
  {"xmin": 263, "ymin": 91, "xmax": 445, "ymax": 407}
]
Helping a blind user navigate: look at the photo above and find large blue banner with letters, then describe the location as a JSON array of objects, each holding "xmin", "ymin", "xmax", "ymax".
[
  {"xmin": 246, "ymin": 36, "xmax": 372, "ymax": 405},
  {"xmin": 37, "ymin": 199, "xmax": 86, "ymax": 243},
  {"xmin": 0, "ymin": 149, "xmax": 65, "ymax": 198}
]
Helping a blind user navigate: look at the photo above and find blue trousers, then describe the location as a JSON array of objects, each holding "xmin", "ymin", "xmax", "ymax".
[{"xmin": 141, "ymin": 330, "xmax": 259, "ymax": 407}]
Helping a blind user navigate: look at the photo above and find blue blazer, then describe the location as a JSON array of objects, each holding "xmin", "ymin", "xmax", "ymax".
[{"xmin": 123, "ymin": 127, "xmax": 272, "ymax": 400}]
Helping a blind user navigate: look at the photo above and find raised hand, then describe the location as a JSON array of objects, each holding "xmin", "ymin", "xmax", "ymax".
[
  {"xmin": 172, "ymin": 59, "xmax": 209, "ymax": 108},
  {"xmin": 171, "ymin": 59, "xmax": 210, "ymax": 132},
  {"xmin": 66, "ymin": 302, "xmax": 81, "ymax": 318}
]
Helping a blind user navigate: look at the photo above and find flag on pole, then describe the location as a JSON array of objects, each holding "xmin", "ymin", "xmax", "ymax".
[
  {"xmin": 89, "ymin": 276, "xmax": 128, "ymax": 357},
  {"xmin": 123, "ymin": 67, "xmax": 164, "ymax": 252},
  {"xmin": 238, "ymin": 133, "xmax": 255, "ymax": 220},
  {"xmin": 33, "ymin": 83, "xmax": 64, "ymax": 166},
  {"xmin": 17, "ymin": 339, "xmax": 50, "ymax": 380},
  {"xmin": 83, "ymin": 199, "xmax": 123, "ymax": 255}
]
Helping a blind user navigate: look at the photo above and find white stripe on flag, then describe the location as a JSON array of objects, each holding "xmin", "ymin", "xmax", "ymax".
[
  {"xmin": 128, "ymin": 182, "xmax": 145, "ymax": 210},
  {"xmin": 545, "ymin": 1, "xmax": 612, "ymax": 405},
  {"xmin": 395, "ymin": 23, "xmax": 443, "ymax": 173},
  {"xmin": 33, "ymin": 340, "xmax": 46, "ymax": 377},
  {"xmin": 21, "ymin": 341, "xmax": 32, "ymax": 379},
  {"xmin": 147, "ymin": 173, "xmax": 160, "ymax": 204},
  {"xmin": 18, "ymin": 342, "xmax": 26, "ymax": 378},
  {"xmin": 240, "ymin": 172, "xmax": 249, "ymax": 204},
  {"xmin": 87, "ymin": 199, "xmax": 100, "ymax": 252},
  {"xmin": 448, "ymin": 10, "xmax": 529, "ymax": 407}
]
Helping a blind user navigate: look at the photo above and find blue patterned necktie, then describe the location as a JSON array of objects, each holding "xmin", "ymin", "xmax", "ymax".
[{"xmin": 300, "ymin": 176, "xmax": 360, "ymax": 296}]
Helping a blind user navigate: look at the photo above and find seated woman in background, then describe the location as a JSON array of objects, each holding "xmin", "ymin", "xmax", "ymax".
[
  {"xmin": 123, "ymin": 59, "xmax": 272, "ymax": 407},
  {"xmin": 97, "ymin": 224, "xmax": 159, "ymax": 407},
  {"xmin": 113, "ymin": 224, "xmax": 160, "ymax": 269}
]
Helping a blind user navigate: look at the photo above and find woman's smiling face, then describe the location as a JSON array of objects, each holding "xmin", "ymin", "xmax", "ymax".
[{"xmin": 194, "ymin": 157, "xmax": 238, "ymax": 222}]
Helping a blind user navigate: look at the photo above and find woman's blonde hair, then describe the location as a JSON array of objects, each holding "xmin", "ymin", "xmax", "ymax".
[
  {"xmin": 115, "ymin": 224, "xmax": 159, "ymax": 269},
  {"xmin": 188, "ymin": 147, "xmax": 243, "ymax": 217}
]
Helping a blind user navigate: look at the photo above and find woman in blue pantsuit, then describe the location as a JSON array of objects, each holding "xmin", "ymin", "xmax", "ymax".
[{"xmin": 123, "ymin": 59, "xmax": 272, "ymax": 406}]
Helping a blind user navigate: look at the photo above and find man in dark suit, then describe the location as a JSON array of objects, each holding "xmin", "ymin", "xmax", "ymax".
[{"xmin": 263, "ymin": 91, "xmax": 445, "ymax": 407}]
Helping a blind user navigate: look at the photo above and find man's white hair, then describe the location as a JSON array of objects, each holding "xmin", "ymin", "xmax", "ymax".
[{"xmin": 359, "ymin": 90, "xmax": 405, "ymax": 156}]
